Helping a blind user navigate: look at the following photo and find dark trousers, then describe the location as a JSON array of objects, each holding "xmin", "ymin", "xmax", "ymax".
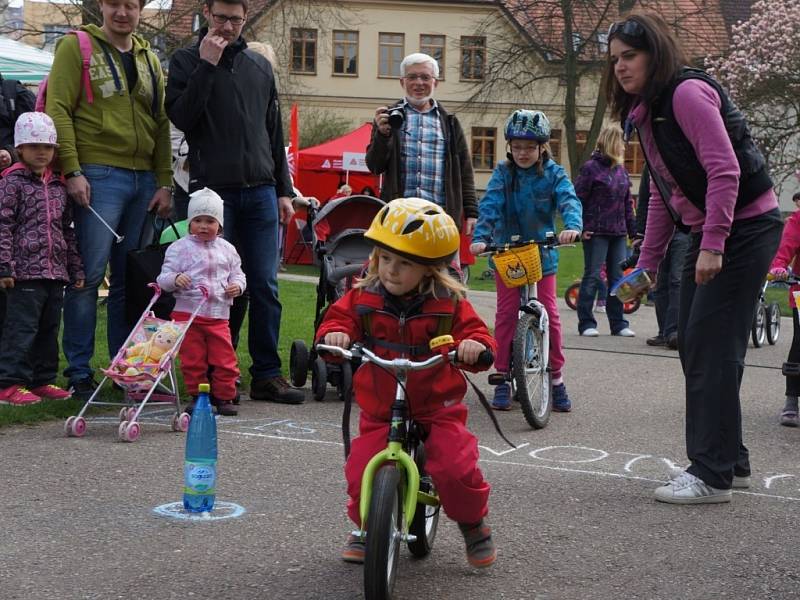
[
  {"xmin": 678, "ymin": 209, "xmax": 782, "ymax": 489},
  {"xmin": 785, "ymin": 308, "xmax": 800, "ymax": 396},
  {"xmin": 653, "ymin": 231, "xmax": 690, "ymax": 338},
  {"xmin": 577, "ymin": 234, "xmax": 628, "ymax": 333},
  {"xmin": 0, "ymin": 280, "xmax": 64, "ymax": 388}
]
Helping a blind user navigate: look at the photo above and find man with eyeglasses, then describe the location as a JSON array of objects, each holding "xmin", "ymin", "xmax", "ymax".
[
  {"xmin": 366, "ymin": 53, "xmax": 478, "ymax": 237},
  {"xmin": 166, "ymin": 0, "xmax": 304, "ymax": 405}
]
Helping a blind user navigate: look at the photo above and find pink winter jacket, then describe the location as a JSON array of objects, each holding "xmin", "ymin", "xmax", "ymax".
[
  {"xmin": 157, "ymin": 234, "xmax": 246, "ymax": 319},
  {"xmin": 770, "ymin": 210, "xmax": 800, "ymax": 308}
]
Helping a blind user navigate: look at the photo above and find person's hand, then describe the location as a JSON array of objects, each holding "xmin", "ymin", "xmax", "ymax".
[
  {"xmin": 631, "ymin": 235, "xmax": 644, "ymax": 250},
  {"xmin": 457, "ymin": 339, "xmax": 486, "ymax": 365},
  {"xmin": 373, "ymin": 106, "xmax": 391, "ymax": 137},
  {"xmin": 199, "ymin": 30, "xmax": 229, "ymax": 66},
  {"xmin": 324, "ymin": 332, "xmax": 350, "ymax": 348},
  {"xmin": 469, "ymin": 242, "xmax": 486, "ymax": 256},
  {"xmin": 66, "ymin": 174, "xmax": 91, "ymax": 207},
  {"xmin": 148, "ymin": 187, "xmax": 173, "ymax": 218},
  {"xmin": 175, "ymin": 273, "xmax": 192, "ymax": 289},
  {"xmin": 696, "ymin": 250, "xmax": 723, "ymax": 285},
  {"xmin": 464, "ymin": 218, "xmax": 477, "ymax": 236},
  {"xmin": 582, "ymin": 230, "xmax": 594, "ymax": 241},
  {"xmin": 769, "ymin": 267, "xmax": 789, "ymax": 281},
  {"xmin": 74, "ymin": 279, "xmax": 85, "ymax": 289},
  {"xmin": 0, "ymin": 277, "xmax": 14, "ymax": 289},
  {"xmin": 559, "ymin": 229, "xmax": 580, "ymax": 244},
  {"xmin": 224, "ymin": 283, "xmax": 242, "ymax": 297},
  {"xmin": 278, "ymin": 196, "xmax": 294, "ymax": 225},
  {"xmin": 0, "ymin": 150, "xmax": 11, "ymax": 169}
]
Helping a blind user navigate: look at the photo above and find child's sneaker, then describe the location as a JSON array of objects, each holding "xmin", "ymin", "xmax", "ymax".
[
  {"xmin": 458, "ymin": 520, "xmax": 496, "ymax": 568},
  {"xmin": 491, "ymin": 383, "xmax": 511, "ymax": 411},
  {"xmin": 212, "ymin": 397, "xmax": 238, "ymax": 416},
  {"xmin": 0, "ymin": 385, "xmax": 42, "ymax": 406},
  {"xmin": 780, "ymin": 409, "xmax": 799, "ymax": 427},
  {"xmin": 595, "ymin": 302, "xmax": 606, "ymax": 313},
  {"xmin": 341, "ymin": 533, "xmax": 365, "ymax": 563},
  {"xmin": 29, "ymin": 384, "xmax": 72, "ymax": 400},
  {"xmin": 552, "ymin": 383, "xmax": 571, "ymax": 412}
]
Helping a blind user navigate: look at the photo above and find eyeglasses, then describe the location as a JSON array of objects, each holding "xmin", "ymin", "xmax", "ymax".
[
  {"xmin": 210, "ymin": 13, "xmax": 245, "ymax": 26},
  {"xmin": 607, "ymin": 19, "xmax": 645, "ymax": 39},
  {"xmin": 402, "ymin": 74, "xmax": 434, "ymax": 82}
]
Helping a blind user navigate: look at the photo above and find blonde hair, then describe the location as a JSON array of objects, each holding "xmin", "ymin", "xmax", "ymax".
[
  {"xmin": 596, "ymin": 125, "xmax": 625, "ymax": 166},
  {"xmin": 247, "ymin": 41, "xmax": 277, "ymax": 68},
  {"xmin": 355, "ymin": 248, "xmax": 467, "ymax": 299}
]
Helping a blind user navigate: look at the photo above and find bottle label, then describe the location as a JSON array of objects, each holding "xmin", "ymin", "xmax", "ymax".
[{"xmin": 184, "ymin": 460, "xmax": 216, "ymax": 494}]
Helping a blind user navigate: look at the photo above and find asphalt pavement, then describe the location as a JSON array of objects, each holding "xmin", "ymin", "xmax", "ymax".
[{"xmin": 2, "ymin": 288, "xmax": 800, "ymax": 600}]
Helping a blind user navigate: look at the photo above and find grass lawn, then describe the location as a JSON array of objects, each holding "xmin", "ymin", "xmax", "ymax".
[{"xmin": 0, "ymin": 279, "xmax": 317, "ymax": 428}]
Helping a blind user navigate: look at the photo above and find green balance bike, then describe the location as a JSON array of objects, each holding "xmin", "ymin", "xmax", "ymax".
[{"xmin": 317, "ymin": 337, "xmax": 493, "ymax": 600}]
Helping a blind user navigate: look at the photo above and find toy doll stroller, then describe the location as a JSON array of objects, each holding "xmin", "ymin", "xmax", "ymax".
[
  {"xmin": 64, "ymin": 284, "xmax": 207, "ymax": 442},
  {"xmin": 289, "ymin": 194, "xmax": 385, "ymax": 401}
]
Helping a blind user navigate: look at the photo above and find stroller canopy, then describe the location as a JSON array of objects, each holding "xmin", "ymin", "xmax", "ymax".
[{"xmin": 312, "ymin": 195, "xmax": 385, "ymax": 245}]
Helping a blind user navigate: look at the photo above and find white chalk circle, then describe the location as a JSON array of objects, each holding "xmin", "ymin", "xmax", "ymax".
[
  {"xmin": 529, "ymin": 445, "xmax": 610, "ymax": 463},
  {"xmin": 153, "ymin": 501, "xmax": 246, "ymax": 521}
]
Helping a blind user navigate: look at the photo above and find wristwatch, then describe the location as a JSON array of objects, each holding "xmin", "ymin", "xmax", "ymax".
[
  {"xmin": 160, "ymin": 185, "xmax": 175, "ymax": 193},
  {"xmin": 65, "ymin": 170, "xmax": 83, "ymax": 179}
]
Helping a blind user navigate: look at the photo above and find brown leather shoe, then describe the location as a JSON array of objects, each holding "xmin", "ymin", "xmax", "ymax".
[
  {"xmin": 646, "ymin": 335, "xmax": 667, "ymax": 347},
  {"xmin": 250, "ymin": 376, "xmax": 305, "ymax": 404}
]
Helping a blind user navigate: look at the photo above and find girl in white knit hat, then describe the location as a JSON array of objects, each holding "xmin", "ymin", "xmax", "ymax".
[{"xmin": 157, "ymin": 187, "xmax": 246, "ymax": 416}]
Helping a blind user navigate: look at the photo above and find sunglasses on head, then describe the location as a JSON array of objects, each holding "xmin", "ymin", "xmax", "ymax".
[{"xmin": 607, "ymin": 19, "xmax": 645, "ymax": 39}]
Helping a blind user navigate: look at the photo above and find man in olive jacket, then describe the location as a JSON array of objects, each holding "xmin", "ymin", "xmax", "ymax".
[{"xmin": 366, "ymin": 53, "xmax": 477, "ymax": 235}]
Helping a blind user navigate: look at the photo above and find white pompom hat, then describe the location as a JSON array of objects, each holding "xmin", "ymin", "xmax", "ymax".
[
  {"xmin": 14, "ymin": 112, "xmax": 58, "ymax": 147},
  {"xmin": 188, "ymin": 187, "xmax": 224, "ymax": 227}
]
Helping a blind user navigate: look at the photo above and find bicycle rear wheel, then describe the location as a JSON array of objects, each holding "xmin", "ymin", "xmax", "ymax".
[
  {"xmin": 407, "ymin": 444, "xmax": 439, "ymax": 558},
  {"xmin": 767, "ymin": 302, "xmax": 781, "ymax": 345},
  {"xmin": 564, "ymin": 282, "xmax": 579, "ymax": 311},
  {"xmin": 513, "ymin": 312, "xmax": 551, "ymax": 429},
  {"xmin": 364, "ymin": 465, "xmax": 403, "ymax": 600},
  {"xmin": 751, "ymin": 304, "xmax": 767, "ymax": 347}
]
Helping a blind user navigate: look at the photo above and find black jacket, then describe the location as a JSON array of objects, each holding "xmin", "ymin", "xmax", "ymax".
[
  {"xmin": 0, "ymin": 76, "xmax": 36, "ymax": 164},
  {"xmin": 650, "ymin": 68, "xmax": 772, "ymax": 214},
  {"xmin": 365, "ymin": 100, "xmax": 477, "ymax": 228},
  {"xmin": 165, "ymin": 30, "xmax": 292, "ymax": 196}
]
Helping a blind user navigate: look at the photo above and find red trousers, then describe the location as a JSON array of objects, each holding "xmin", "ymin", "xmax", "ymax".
[
  {"xmin": 345, "ymin": 403, "xmax": 490, "ymax": 526},
  {"xmin": 172, "ymin": 312, "xmax": 239, "ymax": 401}
]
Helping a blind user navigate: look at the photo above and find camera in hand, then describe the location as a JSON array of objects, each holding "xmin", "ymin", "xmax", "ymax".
[
  {"xmin": 387, "ymin": 107, "xmax": 405, "ymax": 129},
  {"xmin": 619, "ymin": 250, "xmax": 640, "ymax": 270}
]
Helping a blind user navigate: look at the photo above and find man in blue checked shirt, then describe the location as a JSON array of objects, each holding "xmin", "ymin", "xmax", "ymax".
[{"xmin": 366, "ymin": 53, "xmax": 477, "ymax": 235}]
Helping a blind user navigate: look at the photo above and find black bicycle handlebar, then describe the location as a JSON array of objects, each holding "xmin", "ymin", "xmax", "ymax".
[{"xmin": 317, "ymin": 343, "xmax": 494, "ymax": 369}]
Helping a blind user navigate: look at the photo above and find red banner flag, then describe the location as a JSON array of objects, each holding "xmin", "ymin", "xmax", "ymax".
[{"xmin": 289, "ymin": 103, "xmax": 299, "ymax": 186}]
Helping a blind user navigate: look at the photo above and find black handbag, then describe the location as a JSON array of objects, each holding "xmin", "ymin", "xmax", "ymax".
[{"xmin": 124, "ymin": 215, "xmax": 181, "ymax": 328}]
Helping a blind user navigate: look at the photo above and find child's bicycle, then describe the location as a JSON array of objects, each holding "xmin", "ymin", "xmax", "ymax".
[
  {"xmin": 316, "ymin": 338, "xmax": 493, "ymax": 600},
  {"xmin": 563, "ymin": 268, "xmax": 642, "ymax": 314},
  {"xmin": 481, "ymin": 234, "xmax": 563, "ymax": 429}
]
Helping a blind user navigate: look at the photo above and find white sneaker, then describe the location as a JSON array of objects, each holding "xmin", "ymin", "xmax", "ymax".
[
  {"xmin": 580, "ymin": 328, "xmax": 600, "ymax": 337},
  {"xmin": 669, "ymin": 466, "xmax": 750, "ymax": 489},
  {"xmin": 595, "ymin": 304, "xmax": 606, "ymax": 313},
  {"xmin": 655, "ymin": 470, "xmax": 732, "ymax": 504},
  {"xmin": 613, "ymin": 328, "xmax": 636, "ymax": 337}
]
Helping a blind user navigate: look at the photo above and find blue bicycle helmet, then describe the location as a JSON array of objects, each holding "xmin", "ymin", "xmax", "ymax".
[{"xmin": 504, "ymin": 109, "xmax": 551, "ymax": 143}]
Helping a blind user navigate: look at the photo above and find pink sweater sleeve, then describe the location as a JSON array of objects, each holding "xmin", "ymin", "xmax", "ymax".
[{"xmin": 672, "ymin": 79, "xmax": 741, "ymax": 253}]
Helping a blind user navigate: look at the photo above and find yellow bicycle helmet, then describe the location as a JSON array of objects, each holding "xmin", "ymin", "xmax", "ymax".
[{"xmin": 364, "ymin": 197, "xmax": 460, "ymax": 264}]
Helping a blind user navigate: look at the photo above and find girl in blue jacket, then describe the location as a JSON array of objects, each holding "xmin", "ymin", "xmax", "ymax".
[{"xmin": 470, "ymin": 110, "xmax": 582, "ymax": 411}]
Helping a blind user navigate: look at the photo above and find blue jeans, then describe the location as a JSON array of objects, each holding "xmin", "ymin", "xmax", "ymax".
[
  {"xmin": 62, "ymin": 165, "xmax": 155, "ymax": 384},
  {"xmin": 216, "ymin": 185, "xmax": 282, "ymax": 380},
  {"xmin": 577, "ymin": 235, "xmax": 628, "ymax": 333},
  {"xmin": 653, "ymin": 231, "xmax": 690, "ymax": 338}
]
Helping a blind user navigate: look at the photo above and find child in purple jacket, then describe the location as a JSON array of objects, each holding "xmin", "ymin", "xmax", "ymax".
[{"xmin": 0, "ymin": 112, "xmax": 84, "ymax": 406}]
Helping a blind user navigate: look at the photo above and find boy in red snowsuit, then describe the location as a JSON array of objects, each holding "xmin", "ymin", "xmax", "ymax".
[{"xmin": 316, "ymin": 197, "xmax": 498, "ymax": 568}]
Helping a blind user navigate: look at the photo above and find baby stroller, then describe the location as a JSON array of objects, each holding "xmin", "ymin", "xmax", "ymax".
[
  {"xmin": 289, "ymin": 194, "xmax": 386, "ymax": 401},
  {"xmin": 64, "ymin": 284, "xmax": 207, "ymax": 442}
]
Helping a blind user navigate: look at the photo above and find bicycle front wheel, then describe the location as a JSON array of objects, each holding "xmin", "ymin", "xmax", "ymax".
[
  {"xmin": 364, "ymin": 465, "xmax": 403, "ymax": 600},
  {"xmin": 752, "ymin": 304, "xmax": 767, "ymax": 348},
  {"xmin": 513, "ymin": 312, "xmax": 551, "ymax": 429}
]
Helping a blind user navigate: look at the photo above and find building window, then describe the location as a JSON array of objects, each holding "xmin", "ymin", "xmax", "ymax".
[
  {"xmin": 379, "ymin": 33, "xmax": 404, "ymax": 77},
  {"xmin": 291, "ymin": 28, "xmax": 317, "ymax": 74},
  {"xmin": 333, "ymin": 30, "xmax": 358, "ymax": 76},
  {"xmin": 420, "ymin": 34, "xmax": 445, "ymax": 80},
  {"xmin": 624, "ymin": 131, "xmax": 645, "ymax": 175},
  {"xmin": 460, "ymin": 36, "xmax": 486, "ymax": 81},
  {"xmin": 471, "ymin": 127, "xmax": 496, "ymax": 171},
  {"xmin": 549, "ymin": 129, "xmax": 562, "ymax": 162},
  {"xmin": 43, "ymin": 24, "xmax": 69, "ymax": 51}
]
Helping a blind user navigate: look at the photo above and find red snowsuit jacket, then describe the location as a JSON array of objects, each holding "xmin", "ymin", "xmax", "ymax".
[
  {"xmin": 770, "ymin": 210, "xmax": 800, "ymax": 308},
  {"xmin": 316, "ymin": 284, "xmax": 496, "ymax": 420}
]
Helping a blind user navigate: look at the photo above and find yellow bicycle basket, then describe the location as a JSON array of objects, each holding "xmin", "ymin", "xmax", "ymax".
[{"xmin": 493, "ymin": 243, "xmax": 543, "ymax": 288}]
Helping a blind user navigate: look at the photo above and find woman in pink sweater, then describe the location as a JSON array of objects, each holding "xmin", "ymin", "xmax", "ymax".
[{"xmin": 606, "ymin": 12, "xmax": 782, "ymax": 505}]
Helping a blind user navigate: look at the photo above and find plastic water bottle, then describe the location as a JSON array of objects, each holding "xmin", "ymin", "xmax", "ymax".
[{"xmin": 183, "ymin": 383, "xmax": 217, "ymax": 512}]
